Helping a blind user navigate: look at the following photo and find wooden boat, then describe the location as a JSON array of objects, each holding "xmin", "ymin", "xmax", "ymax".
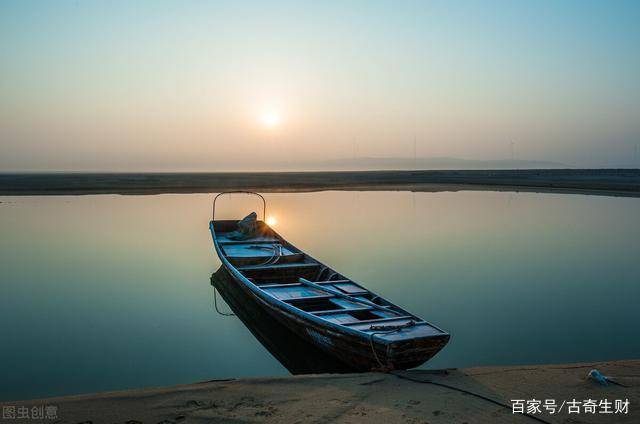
[{"xmin": 210, "ymin": 192, "xmax": 450, "ymax": 371}]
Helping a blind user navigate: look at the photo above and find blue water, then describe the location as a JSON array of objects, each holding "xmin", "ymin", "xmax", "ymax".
[{"xmin": 1, "ymin": 191, "xmax": 639, "ymax": 401}]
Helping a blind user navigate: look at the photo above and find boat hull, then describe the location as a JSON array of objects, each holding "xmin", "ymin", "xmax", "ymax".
[
  {"xmin": 222, "ymin": 263, "xmax": 450, "ymax": 371},
  {"xmin": 209, "ymin": 214, "xmax": 449, "ymax": 372}
]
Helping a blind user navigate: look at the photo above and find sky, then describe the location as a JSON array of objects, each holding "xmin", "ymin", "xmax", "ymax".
[{"xmin": 1, "ymin": 0, "xmax": 639, "ymax": 171}]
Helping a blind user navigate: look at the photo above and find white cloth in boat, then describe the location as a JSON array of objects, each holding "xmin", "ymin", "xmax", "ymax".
[{"xmin": 226, "ymin": 212, "xmax": 259, "ymax": 240}]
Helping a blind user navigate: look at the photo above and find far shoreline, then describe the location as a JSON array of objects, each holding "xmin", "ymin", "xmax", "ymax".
[{"xmin": 1, "ymin": 169, "xmax": 639, "ymax": 197}]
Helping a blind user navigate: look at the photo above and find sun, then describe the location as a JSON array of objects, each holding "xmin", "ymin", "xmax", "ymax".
[
  {"xmin": 265, "ymin": 216, "xmax": 278, "ymax": 226},
  {"xmin": 260, "ymin": 111, "xmax": 281, "ymax": 128}
]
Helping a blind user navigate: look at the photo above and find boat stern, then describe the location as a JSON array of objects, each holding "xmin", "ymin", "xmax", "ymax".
[{"xmin": 366, "ymin": 324, "xmax": 451, "ymax": 370}]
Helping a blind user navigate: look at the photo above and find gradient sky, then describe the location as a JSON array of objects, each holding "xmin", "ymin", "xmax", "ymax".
[{"xmin": 1, "ymin": 0, "xmax": 639, "ymax": 171}]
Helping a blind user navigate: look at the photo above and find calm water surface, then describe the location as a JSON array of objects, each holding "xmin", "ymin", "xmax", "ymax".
[{"xmin": 1, "ymin": 191, "xmax": 639, "ymax": 401}]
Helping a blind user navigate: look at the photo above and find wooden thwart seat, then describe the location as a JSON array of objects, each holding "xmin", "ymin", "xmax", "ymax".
[
  {"xmin": 258, "ymin": 280, "xmax": 351, "ymax": 289},
  {"xmin": 218, "ymin": 239, "xmax": 280, "ymax": 246},
  {"xmin": 284, "ymin": 294, "xmax": 335, "ymax": 302},
  {"xmin": 313, "ymin": 306, "xmax": 374, "ymax": 315},
  {"xmin": 238, "ymin": 262, "xmax": 320, "ymax": 272}
]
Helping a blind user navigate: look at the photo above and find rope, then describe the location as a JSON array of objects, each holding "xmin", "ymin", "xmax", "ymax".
[
  {"xmin": 247, "ymin": 243, "xmax": 282, "ymax": 266},
  {"xmin": 213, "ymin": 242, "xmax": 282, "ymax": 317},
  {"xmin": 213, "ymin": 287, "xmax": 235, "ymax": 317},
  {"xmin": 315, "ymin": 266, "xmax": 328, "ymax": 280},
  {"xmin": 366, "ymin": 321, "xmax": 551, "ymax": 424},
  {"xmin": 368, "ymin": 320, "xmax": 416, "ymax": 371},
  {"xmin": 325, "ymin": 271, "xmax": 339, "ymax": 281},
  {"xmin": 213, "ymin": 243, "xmax": 281, "ymax": 318},
  {"xmin": 390, "ymin": 372, "xmax": 553, "ymax": 424},
  {"xmin": 608, "ymin": 380, "xmax": 630, "ymax": 388}
]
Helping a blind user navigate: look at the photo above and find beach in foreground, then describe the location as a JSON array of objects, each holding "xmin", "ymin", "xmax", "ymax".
[
  {"xmin": 4, "ymin": 360, "xmax": 637, "ymax": 423},
  {"xmin": 1, "ymin": 169, "xmax": 639, "ymax": 197}
]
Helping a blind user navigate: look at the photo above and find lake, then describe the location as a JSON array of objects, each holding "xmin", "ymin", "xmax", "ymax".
[{"xmin": 1, "ymin": 191, "xmax": 639, "ymax": 401}]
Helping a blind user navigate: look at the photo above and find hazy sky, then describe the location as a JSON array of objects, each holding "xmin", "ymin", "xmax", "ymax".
[{"xmin": 1, "ymin": 0, "xmax": 639, "ymax": 171}]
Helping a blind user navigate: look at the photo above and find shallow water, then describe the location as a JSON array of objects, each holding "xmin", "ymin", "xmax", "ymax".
[{"xmin": 1, "ymin": 191, "xmax": 639, "ymax": 401}]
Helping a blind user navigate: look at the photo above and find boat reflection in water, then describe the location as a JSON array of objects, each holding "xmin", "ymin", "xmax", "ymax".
[{"xmin": 210, "ymin": 266, "xmax": 356, "ymax": 374}]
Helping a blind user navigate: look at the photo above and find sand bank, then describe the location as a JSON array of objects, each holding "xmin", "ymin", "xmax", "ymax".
[
  {"xmin": 1, "ymin": 169, "xmax": 639, "ymax": 197},
  {"xmin": 3, "ymin": 359, "xmax": 638, "ymax": 423}
]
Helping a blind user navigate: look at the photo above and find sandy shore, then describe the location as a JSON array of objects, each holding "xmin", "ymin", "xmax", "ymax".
[
  {"xmin": 3, "ymin": 359, "xmax": 637, "ymax": 423},
  {"xmin": 1, "ymin": 169, "xmax": 639, "ymax": 196}
]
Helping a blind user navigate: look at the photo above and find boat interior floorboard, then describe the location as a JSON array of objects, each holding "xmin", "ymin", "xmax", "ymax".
[
  {"xmin": 342, "ymin": 316, "xmax": 415, "ymax": 326},
  {"xmin": 313, "ymin": 306, "xmax": 374, "ymax": 315}
]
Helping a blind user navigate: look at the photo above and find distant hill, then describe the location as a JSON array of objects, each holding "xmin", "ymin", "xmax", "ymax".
[{"xmin": 298, "ymin": 157, "xmax": 569, "ymax": 171}]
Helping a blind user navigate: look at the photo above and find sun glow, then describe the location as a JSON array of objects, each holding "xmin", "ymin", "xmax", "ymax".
[
  {"xmin": 260, "ymin": 111, "xmax": 281, "ymax": 128},
  {"xmin": 266, "ymin": 216, "xmax": 278, "ymax": 226}
]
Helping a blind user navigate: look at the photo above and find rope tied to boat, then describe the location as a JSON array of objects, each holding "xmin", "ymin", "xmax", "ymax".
[
  {"xmin": 369, "ymin": 320, "xmax": 417, "ymax": 372},
  {"xmin": 390, "ymin": 372, "xmax": 553, "ymax": 424},
  {"xmin": 213, "ymin": 287, "xmax": 235, "ymax": 317},
  {"xmin": 247, "ymin": 243, "xmax": 282, "ymax": 266}
]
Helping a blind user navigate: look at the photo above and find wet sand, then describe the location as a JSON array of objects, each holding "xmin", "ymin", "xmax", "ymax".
[
  {"xmin": 1, "ymin": 169, "xmax": 639, "ymax": 196},
  {"xmin": 4, "ymin": 359, "xmax": 638, "ymax": 423}
]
